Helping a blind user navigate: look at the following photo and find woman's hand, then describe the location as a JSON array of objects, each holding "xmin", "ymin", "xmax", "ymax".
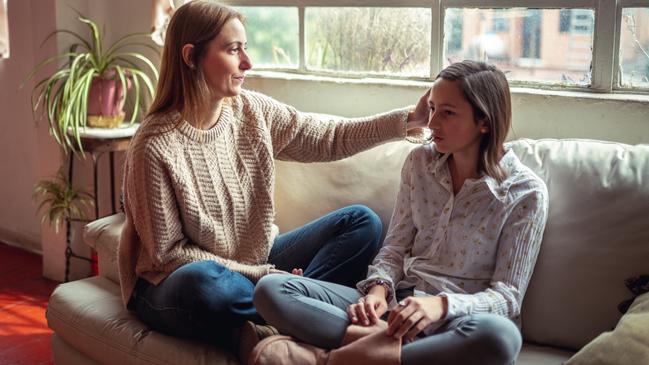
[
  {"xmin": 406, "ymin": 88, "xmax": 431, "ymax": 131},
  {"xmin": 386, "ymin": 296, "xmax": 447, "ymax": 341},
  {"xmin": 347, "ymin": 285, "xmax": 389, "ymax": 326},
  {"xmin": 269, "ymin": 268, "xmax": 303, "ymax": 276}
]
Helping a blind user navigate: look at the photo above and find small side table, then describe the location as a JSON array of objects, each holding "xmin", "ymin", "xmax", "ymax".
[{"xmin": 64, "ymin": 124, "xmax": 138, "ymax": 282}]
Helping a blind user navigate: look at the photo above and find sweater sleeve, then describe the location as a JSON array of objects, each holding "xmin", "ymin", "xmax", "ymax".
[
  {"xmin": 439, "ymin": 184, "xmax": 549, "ymax": 320},
  {"xmin": 125, "ymin": 139, "xmax": 272, "ymax": 283},
  {"xmin": 357, "ymin": 151, "xmax": 417, "ymax": 304},
  {"xmin": 245, "ymin": 91, "xmax": 408, "ymax": 162}
]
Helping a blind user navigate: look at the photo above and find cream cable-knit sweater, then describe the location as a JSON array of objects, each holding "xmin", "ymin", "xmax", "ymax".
[{"xmin": 118, "ymin": 90, "xmax": 408, "ymax": 305}]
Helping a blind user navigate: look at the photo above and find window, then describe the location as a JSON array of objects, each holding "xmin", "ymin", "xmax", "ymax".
[
  {"xmin": 224, "ymin": 0, "xmax": 649, "ymax": 92},
  {"xmin": 443, "ymin": 8, "xmax": 593, "ymax": 86},
  {"xmin": 305, "ymin": 7, "xmax": 430, "ymax": 77},
  {"xmin": 235, "ymin": 7, "xmax": 298, "ymax": 67},
  {"xmin": 492, "ymin": 9, "xmax": 509, "ymax": 32},
  {"xmin": 619, "ymin": 7, "xmax": 649, "ymax": 89},
  {"xmin": 560, "ymin": 9, "xmax": 594, "ymax": 34},
  {"xmin": 445, "ymin": 11, "xmax": 463, "ymax": 53},
  {"xmin": 0, "ymin": 0, "xmax": 8, "ymax": 59},
  {"xmin": 521, "ymin": 10, "xmax": 541, "ymax": 59}
]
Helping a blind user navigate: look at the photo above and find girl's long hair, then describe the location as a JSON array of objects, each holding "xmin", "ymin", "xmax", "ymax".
[{"xmin": 437, "ymin": 60, "xmax": 511, "ymax": 182}]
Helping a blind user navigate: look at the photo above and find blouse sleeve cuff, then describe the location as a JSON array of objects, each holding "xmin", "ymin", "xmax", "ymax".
[
  {"xmin": 356, "ymin": 276, "xmax": 396, "ymax": 304},
  {"xmin": 438, "ymin": 292, "xmax": 470, "ymax": 319}
]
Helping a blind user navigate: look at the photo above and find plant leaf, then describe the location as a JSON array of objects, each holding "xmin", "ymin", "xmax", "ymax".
[{"xmin": 113, "ymin": 52, "xmax": 159, "ymax": 81}]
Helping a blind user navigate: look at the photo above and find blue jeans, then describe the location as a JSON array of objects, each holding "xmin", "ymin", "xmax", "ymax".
[
  {"xmin": 127, "ymin": 205, "xmax": 382, "ymax": 344},
  {"xmin": 254, "ymin": 275, "xmax": 522, "ymax": 365}
]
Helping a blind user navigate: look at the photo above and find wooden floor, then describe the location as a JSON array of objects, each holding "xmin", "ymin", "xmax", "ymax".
[{"xmin": 0, "ymin": 242, "xmax": 57, "ymax": 365}]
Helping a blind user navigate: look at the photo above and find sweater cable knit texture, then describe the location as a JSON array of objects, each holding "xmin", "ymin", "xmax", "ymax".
[{"xmin": 118, "ymin": 90, "xmax": 408, "ymax": 305}]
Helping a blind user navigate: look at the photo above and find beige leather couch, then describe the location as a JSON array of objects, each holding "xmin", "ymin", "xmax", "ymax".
[{"xmin": 46, "ymin": 138, "xmax": 649, "ymax": 364}]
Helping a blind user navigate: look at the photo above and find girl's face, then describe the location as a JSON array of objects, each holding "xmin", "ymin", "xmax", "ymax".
[
  {"xmin": 427, "ymin": 78, "xmax": 488, "ymax": 156},
  {"xmin": 200, "ymin": 18, "xmax": 252, "ymax": 100}
]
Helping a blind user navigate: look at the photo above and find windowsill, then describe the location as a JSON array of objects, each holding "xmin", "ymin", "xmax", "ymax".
[{"xmin": 246, "ymin": 70, "xmax": 649, "ymax": 105}]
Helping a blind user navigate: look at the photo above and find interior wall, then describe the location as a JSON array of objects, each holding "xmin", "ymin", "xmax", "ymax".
[{"xmin": 0, "ymin": 0, "xmax": 60, "ymax": 256}]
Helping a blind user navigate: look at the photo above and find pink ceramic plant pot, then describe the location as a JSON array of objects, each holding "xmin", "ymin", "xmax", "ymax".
[{"xmin": 86, "ymin": 70, "xmax": 132, "ymax": 128}]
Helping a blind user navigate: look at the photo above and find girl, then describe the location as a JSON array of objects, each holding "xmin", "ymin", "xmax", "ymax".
[
  {"xmin": 253, "ymin": 61, "xmax": 549, "ymax": 365},
  {"xmin": 119, "ymin": 0, "xmax": 427, "ymax": 348}
]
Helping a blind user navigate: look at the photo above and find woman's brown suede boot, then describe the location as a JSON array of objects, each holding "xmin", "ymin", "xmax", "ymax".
[{"xmin": 248, "ymin": 335, "xmax": 328, "ymax": 365}]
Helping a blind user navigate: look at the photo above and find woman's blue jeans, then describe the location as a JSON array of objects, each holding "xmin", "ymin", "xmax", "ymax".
[{"xmin": 127, "ymin": 205, "xmax": 382, "ymax": 344}]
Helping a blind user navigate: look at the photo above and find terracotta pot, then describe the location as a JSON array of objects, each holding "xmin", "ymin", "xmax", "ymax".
[{"xmin": 86, "ymin": 70, "xmax": 132, "ymax": 128}]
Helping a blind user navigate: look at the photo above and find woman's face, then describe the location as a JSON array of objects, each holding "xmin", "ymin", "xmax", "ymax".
[
  {"xmin": 427, "ymin": 78, "xmax": 487, "ymax": 155},
  {"xmin": 200, "ymin": 18, "xmax": 253, "ymax": 100}
]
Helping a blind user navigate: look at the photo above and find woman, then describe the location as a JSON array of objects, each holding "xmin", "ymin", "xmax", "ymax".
[
  {"xmin": 118, "ymin": 0, "xmax": 426, "ymax": 347},
  {"xmin": 253, "ymin": 61, "xmax": 549, "ymax": 365}
]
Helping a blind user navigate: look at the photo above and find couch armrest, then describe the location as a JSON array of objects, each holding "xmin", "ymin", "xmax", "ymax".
[{"xmin": 83, "ymin": 213, "xmax": 124, "ymax": 284}]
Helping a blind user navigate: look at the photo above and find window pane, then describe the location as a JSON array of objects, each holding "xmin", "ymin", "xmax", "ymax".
[
  {"xmin": 306, "ymin": 7, "xmax": 431, "ymax": 77},
  {"xmin": 444, "ymin": 8, "xmax": 594, "ymax": 86},
  {"xmin": 0, "ymin": 0, "xmax": 9, "ymax": 58},
  {"xmin": 235, "ymin": 7, "xmax": 298, "ymax": 68},
  {"xmin": 619, "ymin": 8, "xmax": 649, "ymax": 89}
]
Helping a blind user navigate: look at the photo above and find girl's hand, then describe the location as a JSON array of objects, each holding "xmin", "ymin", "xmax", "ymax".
[
  {"xmin": 386, "ymin": 296, "xmax": 447, "ymax": 341},
  {"xmin": 347, "ymin": 293, "xmax": 388, "ymax": 326},
  {"xmin": 406, "ymin": 88, "xmax": 431, "ymax": 131},
  {"xmin": 269, "ymin": 268, "xmax": 303, "ymax": 276}
]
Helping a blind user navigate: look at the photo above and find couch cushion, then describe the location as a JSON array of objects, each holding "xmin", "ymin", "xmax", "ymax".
[
  {"xmin": 48, "ymin": 277, "xmax": 570, "ymax": 365},
  {"xmin": 564, "ymin": 291, "xmax": 649, "ymax": 365},
  {"xmin": 47, "ymin": 276, "xmax": 240, "ymax": 365},
  {"xmin": 508, "ymin": 139, "xmax": 649, "ymax": 350},
  {"xmin": 274, "ymin": 140, "xmax": 417, "ymax": 235},
  {"xmin": 51, "ymin": 333, "xmax": 101, "ymax": 365},
  {"xmin": 83, "ymin": 213, "xmax": 124, "ymax": 284},
  {"xmin": 517, "ymin": 343, "xmax": 574, "ymax": 365}
]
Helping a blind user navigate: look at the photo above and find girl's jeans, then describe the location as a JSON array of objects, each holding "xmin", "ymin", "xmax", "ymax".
[{"xmin": 254, "ymin": 274, "xmax": 522, "ymax": 365}]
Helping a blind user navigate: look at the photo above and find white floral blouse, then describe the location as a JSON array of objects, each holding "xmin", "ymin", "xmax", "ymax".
[{"xmin": 357, "ymin": 144, "xmax": 549, "ymax": 327}]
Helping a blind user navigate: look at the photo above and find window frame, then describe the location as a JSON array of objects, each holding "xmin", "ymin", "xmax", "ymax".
[{"xmin": 222, "ymin": 0, "xmax": 649, "ymax": 94}]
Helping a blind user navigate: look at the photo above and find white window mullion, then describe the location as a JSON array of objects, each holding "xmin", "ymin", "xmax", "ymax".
[
  {"xmin": 299, "ymin": 5, "xmax": 306, "ymax": 71},
  {"xmin": 590, "ymin": 0, "xmax": 617, "ymax": 92},
  {"xmin": 431, "ymin": 0, "xmax": 443, "ymax": 78},
  {"xmin": 612, "ymin": 0, "xmax": 624, "ymax": 90}
]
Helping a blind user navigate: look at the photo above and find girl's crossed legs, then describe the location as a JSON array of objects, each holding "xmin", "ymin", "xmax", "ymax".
[{"xmin": 254, "ymin": 274, "xmax": 522, "ymax": 365}]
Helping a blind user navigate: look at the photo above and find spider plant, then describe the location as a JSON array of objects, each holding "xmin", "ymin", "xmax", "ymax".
[
  {"xmin": 25, "ymin": 13, "xmax": 159, "ymax": 154},
  {"xmin": 33, "ymin": 169, "xmax": 94, "ymax": 233}
]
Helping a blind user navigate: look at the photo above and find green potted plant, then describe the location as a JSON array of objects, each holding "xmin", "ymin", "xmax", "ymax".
[
  {"xmin": 25, "ymin": 13, "xmax": 159, "ymax": 154},
  {"xmin": 33, "ymin": 168, "xmax": 94, "ymax": 233}
]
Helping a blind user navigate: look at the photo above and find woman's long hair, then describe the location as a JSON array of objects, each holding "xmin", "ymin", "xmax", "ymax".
[
  {"xmin": 147, "ymin": 1, "xmax": 243, "ymax": 128},
  {"xmin": 437, "ymin": 60, "xmax": 511, "ymax": 182}
]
